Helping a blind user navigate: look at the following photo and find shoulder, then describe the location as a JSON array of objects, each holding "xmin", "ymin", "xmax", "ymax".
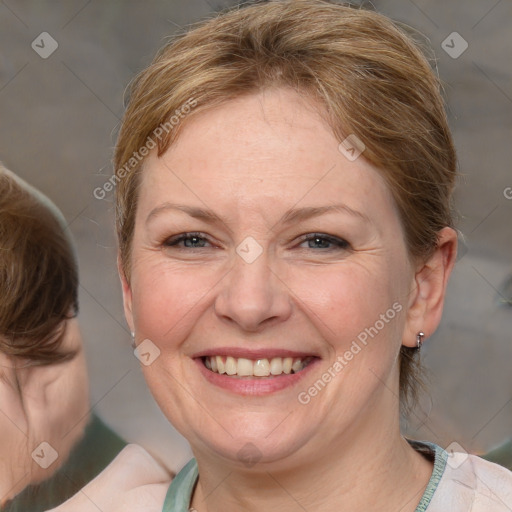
[
  {"xmin": 47, "ymin": 444, "xmax": 172, "ymax": 512},
  {"xmin": 428, "ymin": 452, "xmax": 512, "ymax": 511},
  {"xmin": 469, "ymin": 455, "xmax": 512, "ymax": 508}
]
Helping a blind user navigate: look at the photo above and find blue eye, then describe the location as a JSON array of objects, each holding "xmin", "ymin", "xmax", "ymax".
[
  {"xmin": 299, "ymin": 233, "xmax": 349, "ymax": 250},
  {"xmin": 164, "ymin": 233, "xmax": 209, "ymax": 248},
  {"xmin": 163, "ymin": 232, "xmax": 349, "ymax": 251}
]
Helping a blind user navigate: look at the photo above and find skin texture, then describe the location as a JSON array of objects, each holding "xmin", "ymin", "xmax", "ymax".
[
  {"xmin": 116, "ymin": 88, "xmax": 456, "ymax": 511},
  {"xmin": 0, "ymin": 318, "xmax": 90, "ymax": 503}
]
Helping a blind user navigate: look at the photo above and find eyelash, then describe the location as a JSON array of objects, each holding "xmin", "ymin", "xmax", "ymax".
[
  {"xmin": 163, "ymin": 232, "xmax": 211, "ymax": 249},
  {"xmin": 298, "ymin": 233, "xmax": 350, "ymax": 251},
  {"xmin": 163, "ymin": 232, "xmax": 350, "ymax": 251}
]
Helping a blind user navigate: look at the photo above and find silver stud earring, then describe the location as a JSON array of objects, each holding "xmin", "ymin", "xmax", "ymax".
[{"xmin": 416, "ymin": 331, "xmax": 425, "ymax": 350}]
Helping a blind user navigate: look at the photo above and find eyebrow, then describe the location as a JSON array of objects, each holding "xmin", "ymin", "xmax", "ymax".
[
  {"xmin": 280, "ymin": 204, "xmax": 369, "ymax": 225},
  {"xmin": 146, "ymin": 202, "xmax": 369, "ymax": 227},
  {"xmin": 146, "ymin": 203, "xmax": 223, "ymax": 225}
]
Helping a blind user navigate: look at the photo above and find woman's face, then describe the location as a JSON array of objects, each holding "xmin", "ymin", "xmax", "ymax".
[{"xmin": 122, "ymin": 88, "xmax": 419, "ymax": 466}]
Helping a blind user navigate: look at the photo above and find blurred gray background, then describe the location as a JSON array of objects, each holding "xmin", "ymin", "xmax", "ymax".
[{"xmin": 0, "ymin": 0, "xmax": 510, "ymax": 471}]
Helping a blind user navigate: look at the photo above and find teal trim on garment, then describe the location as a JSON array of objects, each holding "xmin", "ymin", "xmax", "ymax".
[
  {"xmin": 413, "ymin": 442, "xmax": 448, "ymax": 512},
  {"xmin": 162, "ymin": 458, "xmax": 199, "ymax": 512},
  {"xmin": 162, "ymin": 442, "xmax": 448, "ymax": 511}
]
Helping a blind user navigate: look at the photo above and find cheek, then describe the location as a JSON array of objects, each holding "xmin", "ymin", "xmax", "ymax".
[
  {"xmin": 293, "ymin": 262, "xmax": 403, "ymax": 352},
  {"xmin": 130, "ymin": 260, "xmax": 217, "ymax": 345}
]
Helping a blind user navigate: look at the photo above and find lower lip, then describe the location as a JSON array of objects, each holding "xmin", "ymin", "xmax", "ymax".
[{"xmin": 194, "ymin": 358, "xmax": 320, "ymax": 396}]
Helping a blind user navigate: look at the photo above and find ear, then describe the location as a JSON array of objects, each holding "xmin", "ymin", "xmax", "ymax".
[
  {"xmin": 117, "ymin": 253, "xmax": 134, "ymax": 334},
  {"xmin": 402, "ymin": 227, "xmax": 458, "ymax": 347}
]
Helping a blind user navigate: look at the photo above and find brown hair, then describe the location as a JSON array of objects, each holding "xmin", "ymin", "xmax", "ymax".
[
  {"xmin": 114, "ymin": 0, "xmax": 456, "ymax": 408},
  {"xmin": 0, "ymin": 166, "xmax": 79, "ymax": 365}
]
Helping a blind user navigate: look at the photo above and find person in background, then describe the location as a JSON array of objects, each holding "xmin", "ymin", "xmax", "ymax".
[{"xmin": 0, "ymin": 164, "xmax": 127, "ymax": 511}]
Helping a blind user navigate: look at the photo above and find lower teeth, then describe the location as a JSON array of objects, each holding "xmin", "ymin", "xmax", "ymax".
[{"xmin": 211, "ymin": 371, "xmax": 296, "ymax": 378}]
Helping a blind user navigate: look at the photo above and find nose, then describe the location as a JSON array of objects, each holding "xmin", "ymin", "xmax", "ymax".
[{"xmin": 214, "ymin": 251, "xmax": 292, "ymax": 332}]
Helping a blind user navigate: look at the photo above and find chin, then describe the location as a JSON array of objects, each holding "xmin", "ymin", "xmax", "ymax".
[{"xmin": 186, "ymin": 415, "xmax": 316, "ymax": 469}]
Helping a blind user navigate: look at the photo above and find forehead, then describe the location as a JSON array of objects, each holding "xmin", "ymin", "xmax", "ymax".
[{"xmin": 138, "ymin": 88, "xmax": 397, "ymax": 224}]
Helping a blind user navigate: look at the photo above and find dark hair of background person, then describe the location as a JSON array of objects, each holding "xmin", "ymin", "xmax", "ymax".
[{"xmin": 0, "ymin": 167, "xmax": 78, "ymax": 365}]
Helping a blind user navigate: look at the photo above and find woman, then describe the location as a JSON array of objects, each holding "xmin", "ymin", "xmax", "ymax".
[
  {"xmin": 0, "ymin": 165, "xmax": 127, "ymax": 510},
  {"xmin": 54, "ymin": 1, "xmax": 512, "ymax": 510}
]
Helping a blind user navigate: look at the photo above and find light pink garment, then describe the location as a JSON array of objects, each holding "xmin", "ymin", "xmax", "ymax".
[{"xmin": 427, "ymin": 452, "xmax": 512, "ymax": 511}]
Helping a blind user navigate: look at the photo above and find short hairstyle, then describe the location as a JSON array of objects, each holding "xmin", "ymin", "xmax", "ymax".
[
  {"xmin": 114, "ymin": 0, "xmax": 457, "ymax": 408},
  {"xmin": 0, "ymin": 165, "xmax": 79, "ymax": 365}
]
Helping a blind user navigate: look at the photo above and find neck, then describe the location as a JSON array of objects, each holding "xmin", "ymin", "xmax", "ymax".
[
  {"xmin": 0, "ymin": 447, "xmax": 31, "ymax": 506},
  {"xmin": 190, "ymin": 392, "xmax": 432, "ymax": 512},
  {"xmin": 0, "ymin": 344, "xmax": 90, "ymax": 504}
]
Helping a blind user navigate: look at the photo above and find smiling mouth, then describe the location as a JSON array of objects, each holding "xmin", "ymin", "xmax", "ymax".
[{"xmin": 201, "ymin": 355, "xmax": 315, "ymax": 378}]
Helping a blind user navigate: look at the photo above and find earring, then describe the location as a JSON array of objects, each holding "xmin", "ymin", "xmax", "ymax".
[
  {"xmin": 130, "ymin": 331, "xmax": 135, "ymax": 338},
  {"xmin": 416, "ymin": 331, "xmax": 425, "ymax": 350}
]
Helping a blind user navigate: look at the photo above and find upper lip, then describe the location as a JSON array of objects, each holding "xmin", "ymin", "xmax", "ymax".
[{"xmin": 191, "ymin": 347, "xmax": 320, "ymax": 360}]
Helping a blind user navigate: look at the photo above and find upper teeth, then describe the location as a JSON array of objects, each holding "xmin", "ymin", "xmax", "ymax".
[{"xmin": 204, "ymin": 356, "xmax": 311, "ymax": 377}]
